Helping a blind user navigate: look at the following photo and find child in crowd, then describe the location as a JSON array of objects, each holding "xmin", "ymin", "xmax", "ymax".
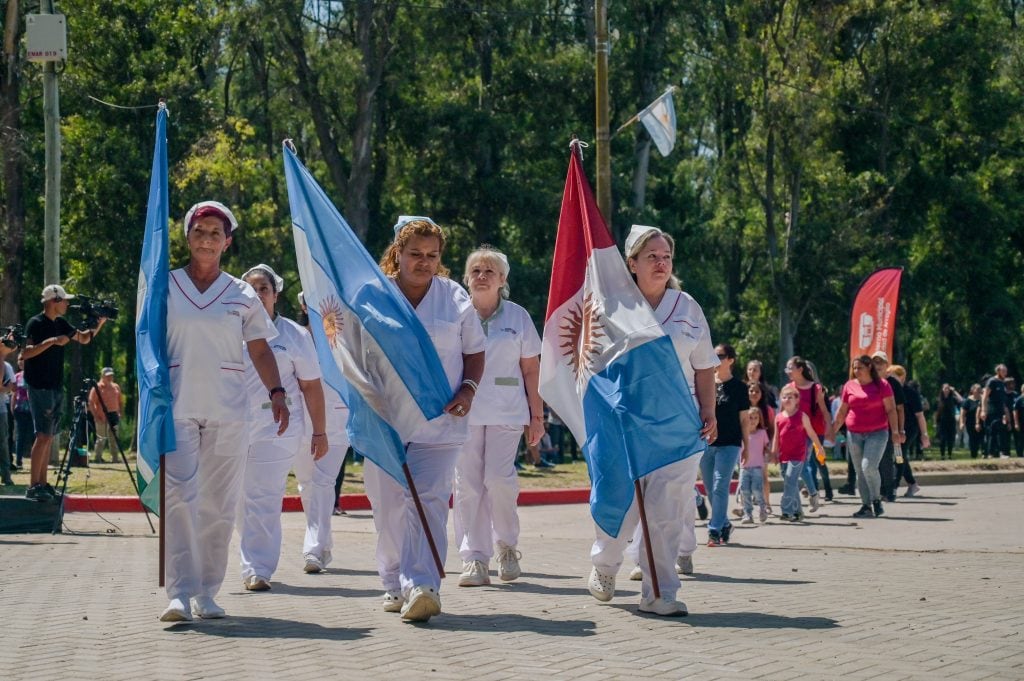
[
  {"xmin": 740, "ymin": 408, "xmax": 770, "ymax": 523},
  {"xmin": 773, "ymin": 385, "xmax": 826, "ymax": 522}
]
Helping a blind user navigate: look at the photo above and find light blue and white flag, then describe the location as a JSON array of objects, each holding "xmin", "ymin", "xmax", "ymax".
[
  {"xmin": 135, "ymin": 103, "xmax": 175, "ymax": 514},
  {"xmin": 283, "ymin": 143, "xmax": 451, "ymax": 486},
  {"xmin": 639, "ymin": 87, "xmax": 677, "ymax": 157}
]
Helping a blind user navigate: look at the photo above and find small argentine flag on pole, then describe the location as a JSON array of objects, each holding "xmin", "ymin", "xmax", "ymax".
[{"xmin": 638, "ymin": 87, "xmax": 677, "ymax": 157}]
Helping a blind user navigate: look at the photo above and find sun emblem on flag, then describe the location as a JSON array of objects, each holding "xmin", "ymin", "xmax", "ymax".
[
  {"xmin": 559, "ymin": 292, "xmax": 605, "ymax": 382},
  {"xmin": 319, "ymin": 295, "xmax": 344, "ymax": 348}
]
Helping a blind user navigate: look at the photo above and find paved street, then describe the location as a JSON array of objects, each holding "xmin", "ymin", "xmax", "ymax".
[{"xmin": 2, "ymin": 482, "xmax": 1022, "ymax": 680}]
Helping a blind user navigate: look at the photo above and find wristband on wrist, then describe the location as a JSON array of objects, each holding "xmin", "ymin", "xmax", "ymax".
[
  {"xmin": 269, "ymin": 386, "xmax": 286, "ymax": 400},
  {"xmin": 311, "ymin": 432, "xmax": 326, "ymax": 437},
  {"xmin": 461, "ymin": 378, "xmax": 479, "ymax": 393}
]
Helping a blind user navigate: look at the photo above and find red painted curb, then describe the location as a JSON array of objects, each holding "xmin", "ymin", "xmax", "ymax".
[{"xmin": 64, "ymin": 481, "xmax": 736, "ymax": 513}]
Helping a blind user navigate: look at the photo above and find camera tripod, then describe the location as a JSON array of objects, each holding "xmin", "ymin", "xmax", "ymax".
[{"xmin": 52, "ymin": 378, "xmax": 155, "ymax": 535}]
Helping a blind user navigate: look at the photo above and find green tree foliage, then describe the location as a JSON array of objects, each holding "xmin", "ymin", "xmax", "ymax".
[{"xmin": 3, "ymin": 0, "xmax": 1022, "ymax": 412}]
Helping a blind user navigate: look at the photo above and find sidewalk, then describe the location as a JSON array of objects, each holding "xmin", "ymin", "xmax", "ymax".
[{"xmin": 1, "ymin": 482, "xmax": 1022, "ymax": 680}]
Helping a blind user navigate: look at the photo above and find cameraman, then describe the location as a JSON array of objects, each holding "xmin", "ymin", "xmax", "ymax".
[
  {"xmin": 20, "ymin": 284, "xmax": 106, "ymax": 501},
  {"xmin": 87, "ymin": 367, "xmax": 123, "ymax": 464}
]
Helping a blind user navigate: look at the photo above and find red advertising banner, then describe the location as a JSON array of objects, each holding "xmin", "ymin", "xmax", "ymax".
[{"xmin": 848, "ymin": 267, "xmax": 903, "ymax": 367}]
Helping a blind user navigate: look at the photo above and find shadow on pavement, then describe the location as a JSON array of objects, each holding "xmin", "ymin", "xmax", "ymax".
[
  {"xmin": 518, "ymin": 571, "xmax": 582, "ymax": 581},
  {"xmin": 426, "ymin": 613, "xmax": 596, "ymax": 636},
  {"xmin": 166, "ymin": 616, "xmax": 373, "ymax": 640},
  {"xmin": 250, "ymin": 583, "xmax": 382, "ymax": 598},
  {"xmin": 879, "ymin": 516, "xmax": 952, "ymax": 522},
  {"xmin": 689, "ymin": 574, "xmax": 814, "ymax": 586},
  {"xmin": 608, "ymin": 604, "xmax": 838, "ymax": 629},
  {"xmin": 489, "ymin": 580, "xmax": 590, "ymax": 597}
]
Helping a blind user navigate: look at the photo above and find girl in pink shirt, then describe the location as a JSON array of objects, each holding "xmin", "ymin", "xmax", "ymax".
[
  {"xmin": 772, "ymin": 386, "xmax": 825, "ymax": 522},
  {"xmin": 739, "ymin": 408, "xmax": 770, "ymax": 523}
]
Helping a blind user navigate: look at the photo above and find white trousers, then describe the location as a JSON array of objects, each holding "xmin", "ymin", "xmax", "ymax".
[
  {"xmin": 453, "ymin": 425, "xmax": 522, "ymax": 562},
  {"xmin": 363, "ymin": 443, "xmax": 460, "ymax": 597},
  {"xmin": 237, "ymin": 437, "xmax": 300, "ymax": 580},
  {"xmin": 165, "ymin": 419, "xmax": 249, "ymax": 601},
  {"xmin": 293, "ymin": 427, "xmax": 349, "ymax": 560},
  {"xmin": 593, "ymin": 455, "xmax": 700, "ymax": 602}
]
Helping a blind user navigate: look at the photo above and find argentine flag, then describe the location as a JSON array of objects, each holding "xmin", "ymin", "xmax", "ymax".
[
  {"xmin": 538, "ymin": 147, "xmax": 704, "ymax": 538},
  {"xmin": 283, "ymin": 143, "xmax": 451, "ymax": 485},
  {"xmin": 135, "ymin": 104, "xmax": 175, "ymax": 513},
  {"xmin": 639, "ymin": 87, "xmax": 677, "ymax": 157}
]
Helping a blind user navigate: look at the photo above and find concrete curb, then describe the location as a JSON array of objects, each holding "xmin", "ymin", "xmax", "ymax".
[{"xmin": 61, "ymin": 470, "xmax": 1024, "ymax": 513}]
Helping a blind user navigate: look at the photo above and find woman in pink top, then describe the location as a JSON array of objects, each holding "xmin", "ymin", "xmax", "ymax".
[
  {"xmin": 783, "ymin": 356, "xmax": 833, "ymax": 509},
  {"xmin": 828, "ymin": 355, "xmax": 899, "ymax": 519}
]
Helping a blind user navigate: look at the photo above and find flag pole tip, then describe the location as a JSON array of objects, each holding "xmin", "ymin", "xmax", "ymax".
[{"xmin": 283, "ymin": 138, "xmax": 297, "ymax": 153}]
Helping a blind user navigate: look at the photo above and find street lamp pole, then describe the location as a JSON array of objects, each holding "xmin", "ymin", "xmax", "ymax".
[{"xmin": 595, "ymin": 0, "xmax": 612, "ymax": 227}]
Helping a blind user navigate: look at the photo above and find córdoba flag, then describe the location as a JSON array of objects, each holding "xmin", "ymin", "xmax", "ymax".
[
  {"xmin": 538, "ymin": 146, "xmax": 704, "ymax": 538},
  {"xmin": 283, "ymin": 143, "xmax": 451, "ymax": 485},
  {"xmin": 136, "ymin": 103, "xmax": 176, "ymax": 514}
]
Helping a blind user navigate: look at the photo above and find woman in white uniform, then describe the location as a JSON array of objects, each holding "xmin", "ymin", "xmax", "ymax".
[
  {"xmin": 295, "ymin": 291, "xmax": 351, "ymax": 572},
  {"xmin": 161, "ymin": 201, "xmax": 289, "ymax": 623},
  {"xmin": 587, "ymin": 225, "xmax": 718, "ymax": 617},
  {"xmin": 363, "ymin": 216, "xmax": 486, "ymax": 623},
  {"xmin": 454, "ymin": 247, "xmax": 544, "ymax": 587},
  {"xmin": 236, "ymin": 264, "xmax": 329, "ymax": 591}
]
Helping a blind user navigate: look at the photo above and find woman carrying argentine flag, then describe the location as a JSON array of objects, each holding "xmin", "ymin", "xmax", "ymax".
[{"xmin": 363, "ymin": 216, "xmax": 486, "ymax": 623}]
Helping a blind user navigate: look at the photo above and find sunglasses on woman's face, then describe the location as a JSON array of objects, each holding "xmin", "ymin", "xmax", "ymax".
[{"xmin": 716, "ymin": 353, "xmax": 727, "ymax": 360}]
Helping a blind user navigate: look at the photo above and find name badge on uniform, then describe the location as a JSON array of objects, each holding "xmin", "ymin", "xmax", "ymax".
[
  {"xmin": 261, "ymin": 396, "xmax": 294, "ymax": 410},
  {"xmin": 494, "ymin": 377, "xmax": 520, "ymax": 387}
]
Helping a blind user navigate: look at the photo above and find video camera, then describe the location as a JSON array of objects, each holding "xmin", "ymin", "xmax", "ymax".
[
  {"xmin": 1, "ymin": 324, "xmax": 25, "ymax": 349},
  {"xmin": 68, "ymin": 295, "xmax": 119, "ymax": 330}
]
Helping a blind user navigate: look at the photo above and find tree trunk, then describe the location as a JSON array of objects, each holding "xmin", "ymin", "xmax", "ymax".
[{"xmin": 1, "ymin": 0, "xmax": 26, "ymax": 322}]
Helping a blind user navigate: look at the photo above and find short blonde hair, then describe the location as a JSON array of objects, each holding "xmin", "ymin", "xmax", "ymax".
[
  {"xmin": 463, "ymin": 246, "xmax": 510, "ymax": 299},
  {"xmin": 625, "ymin": 230, "xmax": 680, "ymax": 290},
  {"xmin": 379, "ymin": 219, "xmax": 450, "ymax": 278}
]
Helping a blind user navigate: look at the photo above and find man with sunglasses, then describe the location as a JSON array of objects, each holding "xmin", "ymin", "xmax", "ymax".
[{"xmin": 20, "ymin": 284, "xmax": 106, "ymax": 501}]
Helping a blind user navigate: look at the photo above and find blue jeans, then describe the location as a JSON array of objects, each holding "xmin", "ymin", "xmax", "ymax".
[
  {"xmin": 739, "ymin": 467, "xmax": 764, "ymax": 515},
  {"xmin": 800, "ymin": 441, "xmax": 819, "ymax": 496},
  {"xmin": 847, "ymin": 428, "xmax": 889, "ymax": 505},
  {"xmin": 781, "ymin": 460, "xmax": 805, "ymax": 516},
  {"xmin": 700, "ymin": 445, "xmax": 741, "ymax": 533}
]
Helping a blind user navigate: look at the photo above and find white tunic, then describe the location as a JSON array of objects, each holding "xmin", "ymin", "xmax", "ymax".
[
  {"xmin": 244, "ymin": 315, "xmax": 321, "ymax": 441},
  {"xmin": 166, "ymin": 269, "xmax": 276, "ymax": 422},
  {"xmin": 407, "ymin": 276, "xmax": 487, "ymax": 444},
  {"xmin": 654, "ymin": 289, "xmax": 718, "ymax": 395},
  {"xmin": 468, "ymin": 299, "xmax": 541, "ymax": 427}
]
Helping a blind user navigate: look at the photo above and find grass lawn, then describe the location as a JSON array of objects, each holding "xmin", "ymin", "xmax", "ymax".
[{"xmin": 2, "ymin": 447, "xmax": 1021, "ymax": 498}]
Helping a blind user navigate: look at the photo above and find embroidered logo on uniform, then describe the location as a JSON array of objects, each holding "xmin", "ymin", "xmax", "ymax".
[
  {"xmin": 272, "ymin": 344, "xmax": 287, "ymax": 352},
  {"xmin": 227, "ymin": 310, "xmax": 241, "ymax": 318},
  {"xmin": 559, "ymin": 292, "xmax": 605, "ymax": 383},
  {"xmin": 319, "ymin": 296, "xmax": 344, "ymax": 348}
]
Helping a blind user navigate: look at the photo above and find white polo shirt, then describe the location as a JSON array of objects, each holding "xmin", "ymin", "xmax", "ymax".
[
  {"xmin": 406, "ymin": 276, "xmax": 487, "ymax": 444},
  {"xmin": 468, "ymin": 300, "xmax": 541, "ymax": 427},
  {"xmin": 166, "ymin": 269, "xmax": 276, "ymax": 422},
  {"xmin": 653, "ymin": 289, "xmax": 718, "ymax": 395},
  {"xmin": 245, "ymin": 315, "xmax": 321, "ymax": 442}
]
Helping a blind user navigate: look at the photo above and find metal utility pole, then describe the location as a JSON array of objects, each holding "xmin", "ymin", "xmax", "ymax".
[
  {"xmin": 42, "ymin": 0, "xmax": 61, "ymax": 285},
  {"xmin": 594, "ymin": 0, "xmax": 612, "ymax": 225}
]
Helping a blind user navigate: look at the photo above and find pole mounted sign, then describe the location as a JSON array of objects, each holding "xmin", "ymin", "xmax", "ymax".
[{"xmin": 26, "ymin": 14, "xmax": 67, "ymax": 62}]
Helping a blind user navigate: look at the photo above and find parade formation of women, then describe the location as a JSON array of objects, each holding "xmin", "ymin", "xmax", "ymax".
[{"xmin": 158, "ymin": 201, "xmax": 904, "ymax": 624}]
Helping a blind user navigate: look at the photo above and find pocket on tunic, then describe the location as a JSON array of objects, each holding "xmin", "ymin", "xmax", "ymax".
[{"xmin": 428, "ymin": 320, "xmax": 459, "ymax": 355}]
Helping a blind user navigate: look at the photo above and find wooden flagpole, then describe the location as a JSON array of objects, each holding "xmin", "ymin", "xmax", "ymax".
[
  {"xmin": 403, "ymin": 462, "xmax": 446, "ymax": 579},
  {"xmin": 634, "ymin": 479, "xmax": 660, "ymax": 600}
]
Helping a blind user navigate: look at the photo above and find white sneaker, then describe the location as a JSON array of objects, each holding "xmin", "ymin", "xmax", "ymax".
[
  {"xmin": 587, "ymin": 566, "xmax": 615, "ymax": 602},
  {"xmin": 458, "ymin": 560, "xmax": 491, "ymax": 587},
  {"xmin": 243, "ymin": 575, "xmax": 271, "ymax": 591},
  {"xmin": 741, "ymin": 514, "xmax": 754, "ymax": 524},
  {"xmin": 809, "ymin": 493, "xmax": 821, "ymax": 512},
  {"xmin": 400, "ymin": 586, "xmax": 441, "ymax": 622},
  {"xmin": 303, "ymin": 553, "xmax": 324, "ymax": 574},
  {"xmin": 639, "ymin": 597, "xmax": 688, "ymax": 617},
  {"xmin": 496, "ymin": 544, "xmax": 522, "ymax": 582},
  {"xmin": 191, "ymin": 596, "xmax": 225, "ymax": 619},
  {"xmin": 904, "ymin": 483, "xmax": 921, "ymax": 498},
  {"xmin": 676, "ymin": 555, "xmax": 694, "ymax": 576},
  {"xmin": 159, "ymin": 598, "xmax": 192, "ymax": 622},
  {"xmin": 382, "ymin": 590, "xmax": 404, "ymax": 613},
  {"xmin": 628, "ymin": 565, "xmax": 643, "ymax": 581}
]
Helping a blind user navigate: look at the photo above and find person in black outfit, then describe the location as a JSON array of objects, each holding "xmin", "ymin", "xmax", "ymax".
[
  {"xmin": 979, "ymin": 365, "xmax": 1010, "ymax": 458},
  {"xmin": 934, "ymin": 384, "xmax": 963, "ymax": 460},
  {"xmin": 888, "ymin": 366, "xmax": 927, "ymax": 497},
  {"xmin": 871, "ymin": 352, "xmax": 905, "ymax": 503},
  {"xmin": 1013, "ymin": 389, "xmax": 1024, "ymax": 458},
  {"xmin": 1004, "ymin": 378, "xmax": 1022, "ymax": 458},
  {"xmin": 961, "ymin": 384, "xmax": 982, "ymax": 458},
  {"xmin": 20, "ymin": 284, "xmax": 106, "ymax": 501}
]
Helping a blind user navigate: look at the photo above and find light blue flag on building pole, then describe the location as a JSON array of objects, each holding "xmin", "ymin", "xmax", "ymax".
[
  {"xmin": 639, "ymin": 87, "xmax": 677, "ymax": 157},
  {"xmin": 282, "ymin": 142, "xmax": 451, "ymax": 486},
  {"xmin": 135, "ymin": 103, "xmax": 175, "ymax": 515}
]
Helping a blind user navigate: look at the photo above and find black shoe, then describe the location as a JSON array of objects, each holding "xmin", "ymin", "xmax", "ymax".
[
  {"xmin": 1, "ymin": 477, "xmax": 14, "ymax": 486},
  {"xmin": 720, "ymin": 523, "xmax": 732, "ymax": 544},
  {"xmin": 706, "ymin": 530, "xmax": 722, "ymax": 547},
  {"xmin": 852, "ymin": 505, "xmax": 873, "ymax": 518},
  {"xmin": 533, "ymin": 460, "xmax": 555, "ymax": 469},
  {"xmin": 838, "ymin": 484, "xmax": 855, "ymax": 496},
  {"xmin": 884, "ymin": 494, "xmax": 896, "ymax": 503},
  {"xmin": 25, "ymin": 484, "xmax": 53, "ymax": 502},
  {"xmin": 873, "ymin": 500, "xmax": 884, "ymax": 517},
  {"xmin": 824, "ymin": 494, "xmax": 834, "ymax": 502},
  {"xmin": 695, "ymin": 495, "xmax": 708, "ymax": 520}
]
